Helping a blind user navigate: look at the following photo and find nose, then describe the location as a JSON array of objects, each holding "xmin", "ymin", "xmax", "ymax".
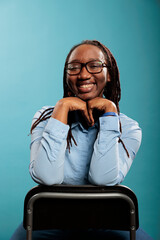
[{"xmin": 77, "ymin": 65, "xmax": 91, "ymax": 80}]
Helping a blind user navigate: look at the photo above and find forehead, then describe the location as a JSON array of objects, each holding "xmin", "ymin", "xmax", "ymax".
[{"xmin": 68, "ymin": 44, "xmax": 105, "ymax": 62}]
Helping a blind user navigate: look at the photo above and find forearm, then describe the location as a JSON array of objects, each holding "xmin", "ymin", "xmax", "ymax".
[
  {"xmin": 88, "ymin": 115, "xmax": 142, "ymax": 186},
  {"xmin": 30, "ymin": 117, "xmax": 69, "ymax": 185},
  {"xmin": 51, "ymin": 99, "xmax": 69, "ymax": 125},
  {"xmin": 88, "ymin": 116, "xmax": 121, "ymax": 185}
]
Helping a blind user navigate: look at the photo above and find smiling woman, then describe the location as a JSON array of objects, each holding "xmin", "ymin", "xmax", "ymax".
[
  {"xmin": 65, "ymin": 44, "xmax": 108, "ymax": 101},
  {"xmin": 10, "ymin": 40, "xmax": 153, "ymax": 240}
]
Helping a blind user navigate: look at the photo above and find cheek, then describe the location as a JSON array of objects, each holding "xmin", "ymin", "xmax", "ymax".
[
  {"xmin": 97, "ymin": 74, "xmax": 107, "ymax": 88},
  {"xmin": 102, "ymin": 69, "xmax": 108, "ymax": 83},
  {"xmin": 66, "ymin": 77, "xmax": 76, "ymax": 91}
]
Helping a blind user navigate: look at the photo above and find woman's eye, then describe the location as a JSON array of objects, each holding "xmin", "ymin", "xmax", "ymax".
[
  {"xmin": 68, "ymin": 65, "xmax": 80, "ymax": 70},
  {"xmin": 89, "ymin": 61, "xmax": 102, "ymax": 68},
  {"xmin": 89, "ymin": 64, "xmax": 100, "ymax": 68}
]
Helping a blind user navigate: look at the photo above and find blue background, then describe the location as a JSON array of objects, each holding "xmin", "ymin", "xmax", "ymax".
[{"xmin": 0, "ymin": 0, "xmax": 159, "ymax": 239}]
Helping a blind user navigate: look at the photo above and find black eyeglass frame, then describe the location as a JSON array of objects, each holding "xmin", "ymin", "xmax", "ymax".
[{"xmin": 65, "ymin": 60, "xmax": 108, "ymax": 76}]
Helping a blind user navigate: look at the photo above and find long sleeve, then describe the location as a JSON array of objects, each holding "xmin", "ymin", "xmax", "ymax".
[
  {"xmin": 88, "ymin": 114, "xmax": 142, "ymax": 186},
  {"xmin": 29, "ymin": 108, "xmax": 69, "ymax": 185}
]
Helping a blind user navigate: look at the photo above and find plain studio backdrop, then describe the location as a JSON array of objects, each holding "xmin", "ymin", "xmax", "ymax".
[{"xmin": 0, "ymin": 0, "xmax": 159, "ymax": 239}]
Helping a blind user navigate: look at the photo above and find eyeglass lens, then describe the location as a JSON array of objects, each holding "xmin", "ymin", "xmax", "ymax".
[{"xmin": 66, "ymin": 61, "xmax": 103, "ymax": 75}]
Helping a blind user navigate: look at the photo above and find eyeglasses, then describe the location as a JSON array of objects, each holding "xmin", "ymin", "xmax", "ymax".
[{"xmin": 65, "ymin": 60, "xmax": 107, "ymax": 75}]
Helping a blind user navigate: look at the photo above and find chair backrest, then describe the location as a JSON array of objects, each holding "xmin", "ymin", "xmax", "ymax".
[{"xmin": 23, "ymin": 184, "xmax": 139, "ymax": 236}]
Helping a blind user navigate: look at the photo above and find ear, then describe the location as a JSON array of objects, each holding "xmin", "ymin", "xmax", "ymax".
[{"xmin": 107, "ymin": 71, "xmax": 111, "ymax": 82}]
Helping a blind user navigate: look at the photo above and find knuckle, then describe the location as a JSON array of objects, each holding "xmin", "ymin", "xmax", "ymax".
[{"xmin": 82, "ymin": 107, "xmax": 87, "ymax": 112}]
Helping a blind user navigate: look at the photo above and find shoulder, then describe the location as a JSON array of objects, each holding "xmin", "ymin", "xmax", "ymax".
[{"xmin": 32, "ymin": 106, "xmax": 54, "ymax": 124}]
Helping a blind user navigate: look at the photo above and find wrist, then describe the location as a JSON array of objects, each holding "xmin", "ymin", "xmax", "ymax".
[
  {"xmin": 104, "ymin": 101, "xmax": 118, "ymax": 114},
  {"xmin": 102, "ymin": 112, "xmax": 118, "ymax": 117},
  {"xmin": 51, "ymin": 99, "xmax": 69, "ymax": 125}
]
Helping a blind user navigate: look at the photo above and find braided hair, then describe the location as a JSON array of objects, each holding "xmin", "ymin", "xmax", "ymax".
[{"xmin": 30, "ymin": 40, "xmax": 129, "ymax": 156}]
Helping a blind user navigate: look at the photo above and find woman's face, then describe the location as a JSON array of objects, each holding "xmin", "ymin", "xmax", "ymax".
[{"xmin": 66, "ymin": 44, "xmax": 110, "ymax": 101}]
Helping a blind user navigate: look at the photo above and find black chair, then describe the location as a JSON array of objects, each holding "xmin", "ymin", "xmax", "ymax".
[{"xmin": 23, "ymin": 184, "xmax": 139, "ymax": 240}]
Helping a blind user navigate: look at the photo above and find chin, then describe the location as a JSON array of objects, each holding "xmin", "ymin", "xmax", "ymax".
[
  {"xmin": 78, "ymin": 94, "xmax": 95, "ymax": 101},
  {"xmin": 78, "ymin": 92, "xmax": 102, "ymax": 101}
]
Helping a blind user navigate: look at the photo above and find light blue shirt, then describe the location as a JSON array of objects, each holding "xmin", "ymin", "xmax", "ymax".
[{"xmin": 29, "ymin": 106, "xmax": 142, "ymax": 186}]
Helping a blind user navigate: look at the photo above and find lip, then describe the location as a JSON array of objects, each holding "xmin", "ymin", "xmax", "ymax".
[{"xmin": 77, "ymin": 80, "xmax": 95, "ymax": 85}]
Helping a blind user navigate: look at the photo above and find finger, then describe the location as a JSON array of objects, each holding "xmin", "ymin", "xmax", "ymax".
[
  {"xmin": 88, "ymin": 107, "xmax": 94, "ymax": 126},
  {"xmin": 82, "ymin": 108, "xmax": 92, "ymax": 125}
]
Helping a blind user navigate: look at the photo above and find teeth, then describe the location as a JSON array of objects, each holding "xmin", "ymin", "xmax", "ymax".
[{"xmin": 79, "ymin": 84, "xmax": 94, "ymax": 88}]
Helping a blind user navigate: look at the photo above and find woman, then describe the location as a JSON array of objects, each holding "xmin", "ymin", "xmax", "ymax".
[{"xmin": 10, "ymin": 40, "xmax": 153, "ymax": 239}]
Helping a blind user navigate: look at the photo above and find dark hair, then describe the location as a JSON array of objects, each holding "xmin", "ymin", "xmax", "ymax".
[{"xmin": 30, "ymin": 40, "xmax": 129, "ymax": 156}]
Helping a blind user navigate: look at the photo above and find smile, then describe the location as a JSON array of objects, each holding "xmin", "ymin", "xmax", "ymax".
[
  {"xmin": 77, "ymin": 83, "xmax": 95, "ymax": 94},
  {"xmin": 78, "ymin": 83, "xmax": 94, "ymax": 89}
]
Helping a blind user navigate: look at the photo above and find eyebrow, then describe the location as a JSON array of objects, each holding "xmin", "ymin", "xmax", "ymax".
[{"xmin": 69, "ymin": 58, "xmax": 102, "ymax": 63}]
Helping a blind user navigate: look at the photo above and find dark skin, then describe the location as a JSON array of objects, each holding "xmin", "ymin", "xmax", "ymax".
[{"xmin": 51, "ymin": 44, "xmax": 117, "ymax": 127}]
